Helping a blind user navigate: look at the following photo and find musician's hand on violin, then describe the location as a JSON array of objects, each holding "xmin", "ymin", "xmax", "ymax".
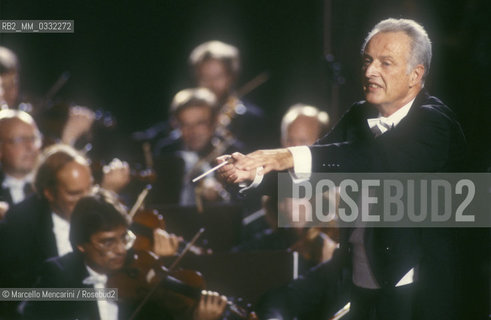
[
  {"xmin": 101, "ymin": 158, "xmax": 131, "ymax": 193},
  {"xmin": 216, "ymin": 153, "xmax": 255, "ymax": 185},
  {"xmin": 61, "ymin": 105, "xmax": 95, "ymax": 145},
  {"xmin": 193, "ymin": 290, "xmax": 228, "ymax": 320},
  {"xmin": 320, "ymin": 233, "xmax": 338, "ymax": 263},
  {"xmin": 0, "ymin": 201, "xmax": 9, "ymax": 219},
  {"xmin": 152, "ymin": 228, "xmax": 181, "ymax": 257}
]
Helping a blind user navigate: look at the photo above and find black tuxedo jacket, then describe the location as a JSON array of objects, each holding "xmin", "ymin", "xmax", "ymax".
[
  {"xmin": 257, "ymin": 91, "xmax": 467, "ymax": 320},
  {"xmin": 0, "ymin": 172, "xmax": 14, "ymax": 206},
  {"xmin": 21, "ymin": 251, "xmax": 176, "ymax": 320},
  {"xmin": 309, "ymin": 91, "xmax": 466, "ymax": 172},
  {"xmin": 0, "ymin": 195, "xmax": 58, "ymax": 289},
  {"xmin": 20, "ymin": 252, "xmax": 101, "ymax": 320},
  {"xmin": 151, "ymin": 138, "xmax": 245, "ymax": 205}
]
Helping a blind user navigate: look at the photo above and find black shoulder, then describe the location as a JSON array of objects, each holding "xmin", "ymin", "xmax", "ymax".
[
  {"xmin": 412, "ymin": 94, "xmax": 463, "ymax": 130},
  {"xmin": 36, "ymin": 252, "xmax": 87, "ymax": 287},
  {"xmin": 3, "ymin": 196, "xmax": 49, "ymax": 227}
]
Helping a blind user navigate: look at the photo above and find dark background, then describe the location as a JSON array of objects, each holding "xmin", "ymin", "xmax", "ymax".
[
  {"xmin": 0, "ymin": 0, "xmax": 489, "ymax": 171},
  {"xmin": 1, "ymin": 1, "xmax": 489, "ymax": 318}
]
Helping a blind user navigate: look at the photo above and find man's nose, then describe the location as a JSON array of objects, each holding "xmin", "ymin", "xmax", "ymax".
[
  {"xmin": 364, "ymin": 61, "xmax": 378, "ymax": 78},
  {"xmin": 112, "ymin": 240, "xmax": 127, "ymax": 255}
]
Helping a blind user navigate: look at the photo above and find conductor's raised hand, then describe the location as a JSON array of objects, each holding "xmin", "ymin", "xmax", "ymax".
[
  {"xmin": 216, "ymin": 153, "xmax": 256, "ymax": 185},
  {"xmin": 233, "ymin": 148, "xmax": 294, "ymax": 176}
]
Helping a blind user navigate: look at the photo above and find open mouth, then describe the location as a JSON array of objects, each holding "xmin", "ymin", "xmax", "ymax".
[{"xmin": 365, "ymin": 82, "xmax": 383, "ymax": 90}]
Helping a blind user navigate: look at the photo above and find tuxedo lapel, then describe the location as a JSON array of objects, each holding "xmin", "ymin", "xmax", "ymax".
[{"xmin": 35, "ymin": 198, "xmax": 59, "ymax": 258}]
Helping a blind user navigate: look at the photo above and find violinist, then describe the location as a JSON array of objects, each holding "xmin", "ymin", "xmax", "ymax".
[
  {"xmin": 0, "ymin": 144, "xmax": 128, "ymax": 317},
  {"xmin": 237, "ymin": 104, "xmax": 337, "ymax": 268},
  {"xmin": 151, "ymin": 87, "xmax": 244, "ymax": 206},
  {"xmin": 189, "ymin": 41, "xmax": 268, "ymax": 151},
  {"xmin": 0, "ymin": 46, "xmax": 124, "ymax": 166},
  {"xmin": 21, "ymin": 191, "xmax": 227, "ymax": 320},
  {"xmin": 0, "ymin": 142, "xmax": 182, "ymax": 286},
  {"xmin": 0, "ymin": 46, "xmax": 19, "ymax": 109}
]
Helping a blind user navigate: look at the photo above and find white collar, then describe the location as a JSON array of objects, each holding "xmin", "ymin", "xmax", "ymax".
[
  {"xmin": 2, "ymin": 173, "xmax": 33, "ymax": 188},
  {"xmin": 83, "ymin": 264, "xmax": 108, "ymax": 286},
  {"xmin": 367, "ymin": 98, "xmax": 415, "ymax": 136},
  {"xmin": 376, "ymin": 98, "xmax": 415, "ymax": 126},
  {"xmin": 51, "ymin": 212, "xmax": 70, "ymax": 230}
]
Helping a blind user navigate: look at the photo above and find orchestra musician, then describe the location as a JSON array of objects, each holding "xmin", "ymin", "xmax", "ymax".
[
  {"xmin": 236, "ymin": 104, "xmax": 337, "ymax": 269},
  {"xmin": 20, "ymin": 191, "xmax": 228, "ymax": 320},
  {"xmin": 151, "ymin": 87, "xmax": 245, "ymax": 206},
  {"xmin": 189, "ymin": 40, "xmax": 268, "ymax": 151},
  {"xmin": 0, "ymin": 110, "xmax": 41, "ymax": 217},
  {"xmin": 0, "ymin": 46, "xmax": 124, "ymax": 167},
  {"xmin": 217, "ymin": 18, "xmax": 466, "ymax": 320},
  {"xmin": 0, "ymin": 144, "xmax": 178, "ymax": 318},
  {"xmin": 0, "ymin": 46, "xmax": 19, "ymax": 109}
]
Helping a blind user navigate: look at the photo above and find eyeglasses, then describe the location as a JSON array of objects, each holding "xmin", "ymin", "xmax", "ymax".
[{"xmin": 91, "ymin": 230, "xmax": 136, "ymax": 252}]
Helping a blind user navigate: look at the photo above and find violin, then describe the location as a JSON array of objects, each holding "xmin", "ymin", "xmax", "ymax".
[
  {"xmin": 130, "ymin": 208, "xmax": 211, "ymax": 256},
  {"xmin": 128, "ymin": 186, "xmax": 211, "ymax": 256},
  {"xmin": 289, "ymin": 225, "xmax": 339, "ymax": 265},
  {"xmin": 107, "ymin": 247, "xmax": 257, "ymax": 319}
]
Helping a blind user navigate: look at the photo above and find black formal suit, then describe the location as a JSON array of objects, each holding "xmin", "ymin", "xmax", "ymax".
[
  {"xmin": 0, "ymin": 195, "xmax": 57, "ymax": 319},
  {"xmin": 0, "ymin": 172, "xmax": 14, "ymax": 206},
  {"xmin": 20, "ymin": 251, "xmax": 174, "ymax": 320},
  {"xmin": 150, "ymin": 137, "xmax": 246, "ymax": 205},
  {"xmin": 309, "ymin": 91, "xmax": 466, "ymax": 173},
  {"xmin": 257, "ymin": 91, "xmax": 467, "ymax": 320},
  {"xmin": 222, "ymin": 98, "xmax": 270, "ymax": 151},
  {"xmin": 20, "ymin": 252, "xmax": 101, "ymax": 320},
  {"xmin": 0, "ymin": 195, "xmax": 58, "ymax": 290}
]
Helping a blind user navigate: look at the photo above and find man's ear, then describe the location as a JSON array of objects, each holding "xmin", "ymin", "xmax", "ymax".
[
  {"xmin": 43, "ymin": 188, "xmax": 55, "ymax": 203},
  {"xmin": 410, "ymin": 64, "xmax": 425, "ymax": 87},
  {"xmin": 77, "ymin": 244, "xmax": 86, "ymax": 253}
]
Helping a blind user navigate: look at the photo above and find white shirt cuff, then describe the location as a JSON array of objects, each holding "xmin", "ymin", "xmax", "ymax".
[
  {"xmin": 238, "ymin": 166, "xmax": 264, "ymax": 194},
  {"xmin": 287, "ymin": 146, "xmax": 312, "ymax": 183}
]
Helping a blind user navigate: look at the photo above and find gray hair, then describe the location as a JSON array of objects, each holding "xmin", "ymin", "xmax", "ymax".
[
  {"xmin": 170, "ymin": 87, "xmax": 218, "ymax": 116},
  {"xmin": 189, "ymin": 41, "xmax": 240, "ymax": 75},
  {"xmin": 281, "ymin": 103, "xmax": 330, "ymax": 141},
  {"xmin": 361, "ymin": 18, "xmax": 432, "ymax": 82},
  {"xmin": 0, "ymin": 109, "xmax": 41, "ymax": 143},
  {"xmin": 0, "ymin": 46, "xmax": 19, "ymax": 75}
]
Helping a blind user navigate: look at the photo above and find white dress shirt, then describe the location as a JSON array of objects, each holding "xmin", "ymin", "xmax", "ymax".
[
  {"xmin": 85, "ymin": 265, "xmax": 118, "ymax": 320},
  {"xmin": 2, "ymin": 173, "xmax": 34, "ymax": 204},
  {"xmin": 366, "ymin": 98, "xmax": 415, "ymax": 137},
  {"xmin": 51, "ymin": 212, "xmax": 72, "ymax": 256},
  {"xmin": 287, "ymin": 98, "xmax": 416, "ymax": 180},
  {"xmin": 287, "ymin": 99, "xmax": 416, "ymax": 289}
]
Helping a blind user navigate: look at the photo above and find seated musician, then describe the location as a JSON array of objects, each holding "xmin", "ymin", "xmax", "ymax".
[
  {"xmin": 0, "ymin": 46, "xmax": 124, "ymax": 167},
  {"xmin": 0, "ymin": 110, "xmax": 41, "ymax": 217},
  {"xmin": 0, "ymin": 46, "xmax": 19, "ymax": 109},
  {"xmin": 238, "ymin": 104, "xmax": 337, "ymax": 267},
  {"xmin": 21, "ymin": 191, "xmax": 227, "ymax": 320},
  {"xmin": 151, "ymin": 88, "xmax": 244, "ymax": 206},
  {"xmin": 0, "ymin": 144, "xmax": 177, "ymax": 318},
  {"xmin": 189, "ymin": 40, "xmax": 268, "ymax": 151}
]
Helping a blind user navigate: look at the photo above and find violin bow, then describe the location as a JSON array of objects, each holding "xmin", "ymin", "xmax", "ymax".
[
  {"xmin": 128, "ymin": 185, "xmax": 152, "ymax": 220},
  {"xmin": 128, "ymin": 227, "xmax": 206, "ymax": 320}
]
